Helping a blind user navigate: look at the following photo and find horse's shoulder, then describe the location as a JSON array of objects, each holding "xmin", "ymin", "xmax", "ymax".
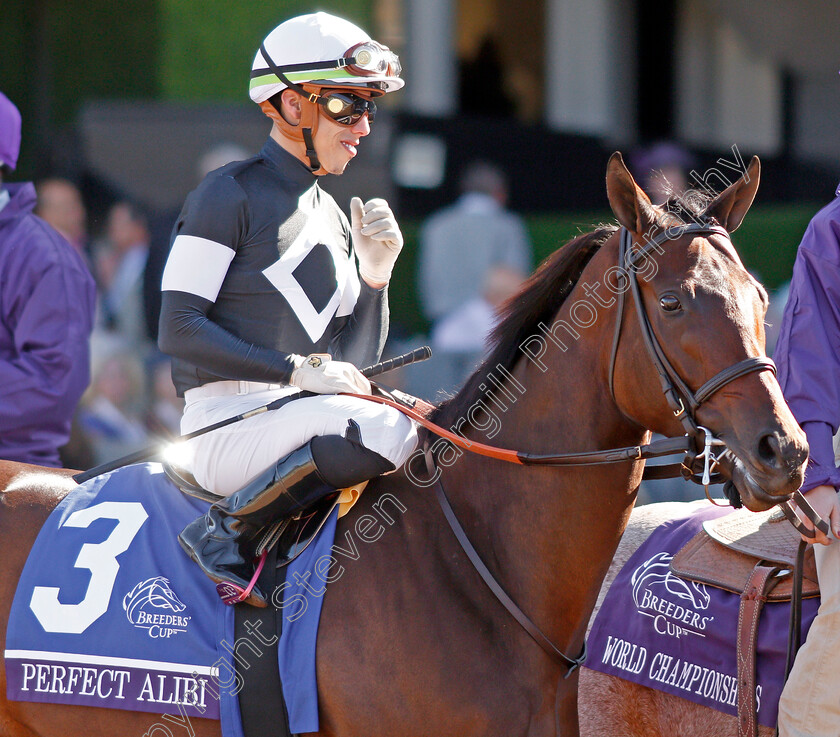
[{"xmin": 0, "ymin": 461, "xmax": 76, "ymax": 510}]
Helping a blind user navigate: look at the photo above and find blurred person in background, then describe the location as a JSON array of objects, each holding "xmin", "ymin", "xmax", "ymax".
[
  {"xmin": 34, "ymin": 177, "xmax": 89, "ymax": 258},
  {"xmin": 0, "ymin": 91, "xmax": 96, "ymax": 467},
  {"xmin": 143, "ymin": 356, "xmax": 184, "ymax": 440},
  {"xmin": 158, "ymin": 12, "xmax": 417, "ymax": 605},
  {"xmin": 629, "ymin": 141, "xmax": 695, "ymax": 204},
  {"xmin": 418, "ymin": 160, "xmax": 532, "ymax": 335},
  {"xmin": 765, "ymin": 279, "xmax": 791, "ymax": 357},
  {"xmin": 77, "ymin": 348, "xmax": 149, "ymax": 467},
  {"xmin": 95, "ymin": 200, "xmax": 151, "ymax": 349},
  {"xmin": 430, "ymin": 264, "xmax": 525, "ymax": 393}
]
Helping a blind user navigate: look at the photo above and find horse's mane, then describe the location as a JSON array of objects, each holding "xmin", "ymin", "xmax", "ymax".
[{"xmin": 431, "ymin": 189, "xmax": 717, "ymax": 428}]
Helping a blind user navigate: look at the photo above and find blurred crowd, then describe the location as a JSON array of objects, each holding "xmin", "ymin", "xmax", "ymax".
[
  {"xmin": 34, "ymin": 143, "xmax": 249, "ymax": 471},
  {"xmin": 39, "ymin": 178, "xmax": 177, "ymax": 470}
]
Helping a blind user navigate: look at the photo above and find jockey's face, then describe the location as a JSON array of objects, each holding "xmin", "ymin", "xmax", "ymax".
[{"xmin": 311, "ymin": 97, "xmax": 372, "ymax": 176}]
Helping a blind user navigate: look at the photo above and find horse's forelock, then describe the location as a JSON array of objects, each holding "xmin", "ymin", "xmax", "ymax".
[{"xmin": 660, "ymin": 188, "xmax": 716, "ymax": 225}]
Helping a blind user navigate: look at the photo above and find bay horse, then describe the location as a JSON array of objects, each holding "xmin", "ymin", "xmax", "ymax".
[
  {"xmin": 578, "ymin": 501, "xmax": 775, "ymax": 737},
  {"xmin": 0, "ymin": 153, "xmax": 808, "ymax": 737}
]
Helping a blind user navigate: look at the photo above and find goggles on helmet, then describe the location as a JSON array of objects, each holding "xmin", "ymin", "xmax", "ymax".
[
  {"xmin": 342, "ymin": 42, "xmax": 401, "ymax": 78},
  {"xmin": 318, "ymin": 90, "xmax": 376, "ymax": 126},
  {"xmin": 254, "ymin": 41, "xmax": 401, "ymax": 93}
]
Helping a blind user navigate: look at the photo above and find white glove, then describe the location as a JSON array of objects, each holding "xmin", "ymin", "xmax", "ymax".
[
  {"xmin": 290, "ymin": 354, "xmax": 371, "ymax": 395},
  {"xmin": 350, "ymin": 197, "xmax": 404, "ymax": 285}
]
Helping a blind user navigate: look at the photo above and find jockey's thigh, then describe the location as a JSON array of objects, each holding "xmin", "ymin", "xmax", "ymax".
[
  {"xmin": 180, "ymin": 390, "xmax": 419, "ymax": 497},
  {"xmin": 777, "ymin": 536, "xmax": 840, "ymax": 737}
]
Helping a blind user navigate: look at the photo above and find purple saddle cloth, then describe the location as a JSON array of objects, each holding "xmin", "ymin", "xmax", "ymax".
[{"xmin": 586, "ymin": 502, "xmax": 819, "ymax": 727}]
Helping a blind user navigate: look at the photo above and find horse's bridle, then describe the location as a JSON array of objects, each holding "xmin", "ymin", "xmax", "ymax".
[
  {"xmin": 608, "ymin": 225, "xmax": 776, "ymax": 443},
  {"xmin": 356, "ymin": 222, "xmax": 821, "ymax": 517},
  {"xmin": 605, "ymin": 225, "xmax": 825, "ymax": 537}
]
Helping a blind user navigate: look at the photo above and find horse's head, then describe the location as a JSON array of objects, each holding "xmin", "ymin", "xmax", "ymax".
[{"xmin": 605, "ymin": 152, "xmax": 807, "ymax": 511}]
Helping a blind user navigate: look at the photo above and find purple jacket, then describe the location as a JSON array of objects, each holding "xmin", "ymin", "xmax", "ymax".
[
  {"xmin": 0, "ymin": 183, "xmax": 95, "ymax": 466},
  {"xmin": 776, "ymin": 184, "xmax": 840, "ymax": 492}
]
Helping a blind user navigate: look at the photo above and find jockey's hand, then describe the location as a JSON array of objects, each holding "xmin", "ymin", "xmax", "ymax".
[
  {"xmin": 350, "ymin": 197, "xmax": 403, "ymax": 288},
  {"xmin": 290, "ymin": 354, "xmax": 371, "ymax": 395},
  {"xmin": 795, "ymin": 484, "xmax": 840, "ymax": 545}
]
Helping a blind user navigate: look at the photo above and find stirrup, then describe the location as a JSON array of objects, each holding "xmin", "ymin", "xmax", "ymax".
[{"xmin": 215, "ymin": 550, "xmax": 269, "ymax": 606}]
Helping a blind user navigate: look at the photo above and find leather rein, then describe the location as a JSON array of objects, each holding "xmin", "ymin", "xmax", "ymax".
[{"xmin": 346, "ymin": 223, "xmax": 783, "ymax": 674}]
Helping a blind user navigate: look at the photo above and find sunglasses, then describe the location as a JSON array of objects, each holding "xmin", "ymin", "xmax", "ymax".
[{"xmin": 318, "ymin": 91, "xmax": 377, "ymax": 126}]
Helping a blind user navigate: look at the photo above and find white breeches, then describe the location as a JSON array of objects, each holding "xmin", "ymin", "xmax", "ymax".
[{"xmin": 177, "ymin": 384, "xmax": 419, "ymax": 497}]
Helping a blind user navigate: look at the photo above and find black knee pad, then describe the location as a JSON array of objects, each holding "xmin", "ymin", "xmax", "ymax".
[{"xmin": 309, "ymin": 434, "xmax": 395, "ymax": 488}]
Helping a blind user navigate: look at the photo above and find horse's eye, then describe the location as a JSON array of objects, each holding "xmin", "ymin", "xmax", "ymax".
[{"xmin": 659, "ymin": 294, "xmax": 682, "ymax": 312}]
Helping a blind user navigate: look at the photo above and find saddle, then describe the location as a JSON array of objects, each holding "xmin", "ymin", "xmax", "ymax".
[{"xmin": 671, "ymin": 507, "xmax": 818, "ymax": 737}]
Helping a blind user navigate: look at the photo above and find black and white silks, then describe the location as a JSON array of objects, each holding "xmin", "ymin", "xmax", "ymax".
[{"xmin": 159, "ymin": 137, "xmax": 388, "ymax": 397}]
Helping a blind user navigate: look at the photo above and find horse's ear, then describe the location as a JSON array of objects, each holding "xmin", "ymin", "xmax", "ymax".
[
  {"xmin": 606, "ymin": 151, "xmax": 658, "ymax": 235},
  {"xmin": 701, "ymin": 156, "xmax": 760, "ymax": 233}
]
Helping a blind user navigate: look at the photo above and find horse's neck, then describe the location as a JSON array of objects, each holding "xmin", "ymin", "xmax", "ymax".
[{"xmin": 439, "ymin": 246, "xmax": 647, "ymax": 654}]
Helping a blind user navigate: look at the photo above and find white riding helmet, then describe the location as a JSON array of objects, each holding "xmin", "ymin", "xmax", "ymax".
[
  {"xmin": 249, "ymin": 12, "xmax": 403, "ymax": 174},
  {"xmin": 249, "ymin": 12, "xmax": 403, "ymax": 104}
]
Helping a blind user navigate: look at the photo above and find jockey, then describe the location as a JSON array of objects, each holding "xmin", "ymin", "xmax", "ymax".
[{"xmin": 158, "ymin": 12, "xmax": 418, "ymax": 607}]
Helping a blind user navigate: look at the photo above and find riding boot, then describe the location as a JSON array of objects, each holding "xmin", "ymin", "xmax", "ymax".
[{"xmin": 178, "ymin": 441, "xmax": 334, "ymax": 607}]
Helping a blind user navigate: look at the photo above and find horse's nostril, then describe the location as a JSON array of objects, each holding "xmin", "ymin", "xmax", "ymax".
[{"xmin": 757, "ymin": 433, "xmax": 781, "ymax": 467}]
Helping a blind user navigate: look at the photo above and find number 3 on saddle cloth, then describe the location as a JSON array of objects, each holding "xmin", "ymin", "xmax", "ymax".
[
  {"xmin": 5, "ymin": 462, "xmax": 344, "ymax": 736},
  {"xmin": 586, "ymin": 503, "xmax": 820, "ymax": 730}
]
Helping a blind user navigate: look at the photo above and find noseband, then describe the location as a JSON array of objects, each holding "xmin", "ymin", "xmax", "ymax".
[{"xmin": 608, "ymin": 225, "xmax": 776, "ymax": 444}]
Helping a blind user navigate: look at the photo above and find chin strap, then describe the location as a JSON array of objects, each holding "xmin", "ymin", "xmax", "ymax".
[
  {"xmin": 259, "ymin": 42, "xmax": 322, "ymax": 173},
  {"xmin": 258, "ymin": 99, "xmax": 321, "ymax": 173},
  {"xmin": 301, "ymin": 126, "xmax": 320, "ymax": 172}
]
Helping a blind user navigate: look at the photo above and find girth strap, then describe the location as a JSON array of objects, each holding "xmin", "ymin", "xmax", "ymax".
[
  {"xmin": 737, "ymin": 564, "xmax": 781, "ymax": 737},
  {"xmin": 234, "ymin": 544, "xmax": 292, "ymax": 737}
]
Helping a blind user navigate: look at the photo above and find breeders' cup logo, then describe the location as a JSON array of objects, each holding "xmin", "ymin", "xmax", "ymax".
[
  {"xmin": 630, "ymin": 552, "xmax": 713, "ymax": 639},
  {"xmin": 123, "ymin": 577, "xmax": 190, "ymax": 639}
]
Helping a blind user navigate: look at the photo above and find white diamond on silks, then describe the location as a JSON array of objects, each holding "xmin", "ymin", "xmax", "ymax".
[{"xmin": 262, "ymin": 199, "xmax": 357, "ymax": 342}]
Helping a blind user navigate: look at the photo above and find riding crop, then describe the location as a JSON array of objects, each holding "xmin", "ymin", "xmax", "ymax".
[{"xmin": 73, "ymin": 346, "xmax": 432, "ymax": 484}]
